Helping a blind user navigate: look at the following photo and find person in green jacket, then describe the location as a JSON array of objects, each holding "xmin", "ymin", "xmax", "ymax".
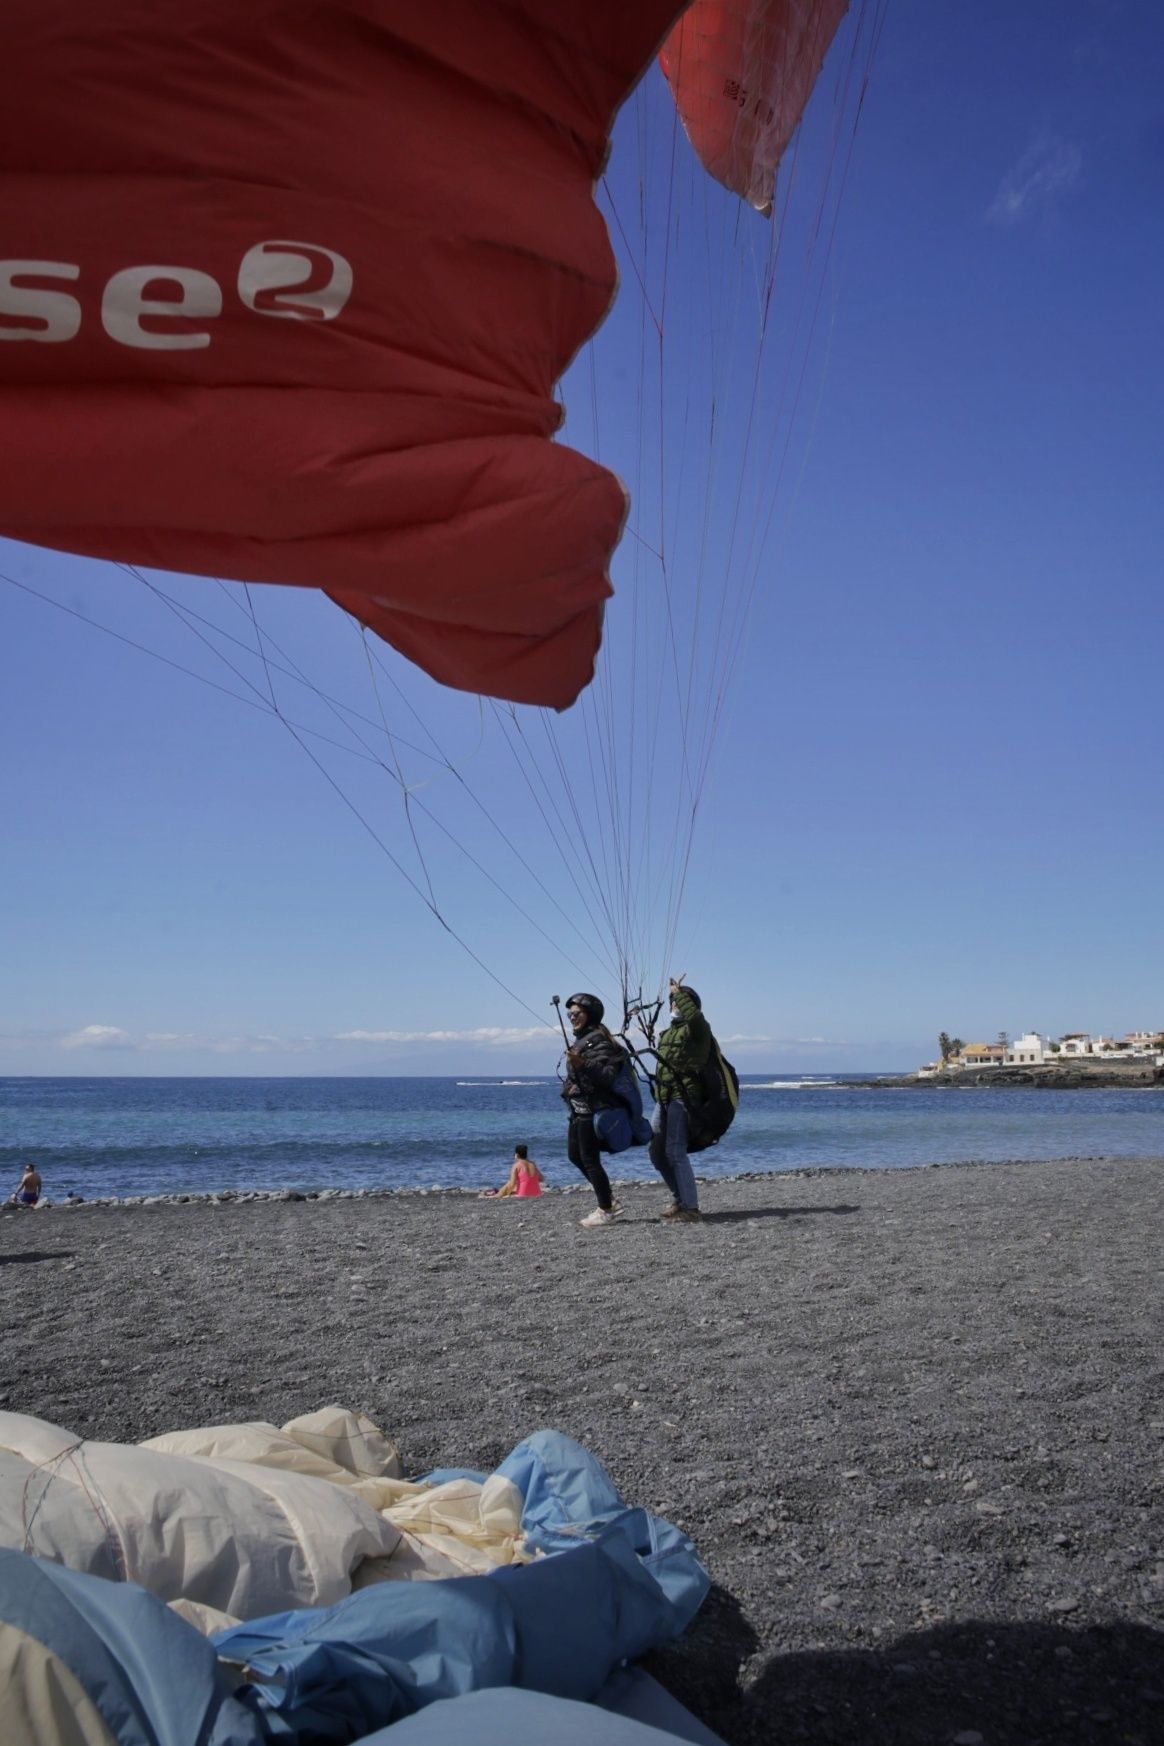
[{"xmin": 650, "ymin": 977, "xmax": 711, "ymax": 1222}]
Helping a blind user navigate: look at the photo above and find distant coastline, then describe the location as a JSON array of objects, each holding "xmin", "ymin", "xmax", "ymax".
[{"xmin": 853, "ymin": 1061, "xmax": 1163, "ymax": 1090}]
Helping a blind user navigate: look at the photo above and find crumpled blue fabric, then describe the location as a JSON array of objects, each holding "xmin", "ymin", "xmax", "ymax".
[
  {"xmin": 494, "ymin": 1432, "xmax": 708, "ymax": 1624},
  {"xmin": 214, "ymin": 1430, "xmax": 709, "ymax": 1744},
  {"xmin": 356, "ymin": 1685, "xmax": 703, "ymax": 1746},
  {"xmin": 0, "ymin": 1548, "xmax": 263, "ymax": 1746}
]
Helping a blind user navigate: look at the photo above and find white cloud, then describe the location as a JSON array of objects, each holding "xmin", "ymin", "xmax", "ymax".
[
  {"xmin": 28, "ymin": 1023, "xmax": 846, "ymax": 1061},
  {"xmin": 177, "ymin": 1034, "xmax": 321, "ymax": 1056},
  {"xmin": 720, "ymin": 1033, "xmax": 843, "ymax": 1048},
  {"xmin": 58, "ymin": 1028, "xmax": 307, "ymax": 1055},
  {"xmin": 59, "ymin": 1024, "xmax": 133, "ymax": 1050},
  {"xmin": 17, "ymin": 1023, "xmax": 549, "ymax": 1059},
  {"xmin": 987, "ymin": 135, "xmax": 1082, "ymax": 226},
  {"xmin": 335, "ymin": 1027, "xmax": 546, "ymax": 1046}
]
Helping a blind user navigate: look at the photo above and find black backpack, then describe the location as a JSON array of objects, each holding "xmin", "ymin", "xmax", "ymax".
[{"xmin": 685, "ymin": 1036, "xmax": 740, "ymax": 1152}]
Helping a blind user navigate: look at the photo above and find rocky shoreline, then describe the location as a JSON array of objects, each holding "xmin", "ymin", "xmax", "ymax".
[
  {"xmin": 852, "ymin": 1065, "xmax": 1163, "ymax": 1090},
  {"xmin": 4, "ymin": 1154, "xmax": 1148, "ymax": 1216},
  {"xmin": 3, "ymin": 1156, "xmax": 1162, "ymax": 1746},
  {"xmin": 3, "ymin": 1166, "xmax": 884, "ymax": 1214}
]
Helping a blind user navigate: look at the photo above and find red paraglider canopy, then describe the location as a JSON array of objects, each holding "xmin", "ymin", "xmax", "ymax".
[
  {"xmin": 0, "ymin": 2, "xmax": 847, "ymax": 708},
  {"xmin": 662, "ymin": 0, "xmax": 850, "ymax": 215}
]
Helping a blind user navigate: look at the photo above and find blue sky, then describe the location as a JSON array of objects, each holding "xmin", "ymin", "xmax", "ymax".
[{"xmin": 4, "ymin": 0, "xmax": 1163, "ymax": 1076}]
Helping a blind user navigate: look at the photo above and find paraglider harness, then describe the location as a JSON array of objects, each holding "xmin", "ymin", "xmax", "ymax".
[
  {"xmin": 622, "ymin": 990, "xmax": 740, "ymax": 1154},
  {"xmin": 682, "ymin": 1036, "xmax": 740, "ymax": 1152},
  {"xmin": 552, "ymin": 997, "xmax": 651, "ymax": 1155},
  {"xmin": 592, "ymin": 1050, "xmax": 652, "ymax": 1154}
]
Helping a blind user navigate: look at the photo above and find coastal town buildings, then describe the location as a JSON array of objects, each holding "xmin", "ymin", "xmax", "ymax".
[
  {"xmin": 956, "ymin": 1043, "xmax": 1007, "ymax": 1067},
  {"xmin": 918, "ymin": 1027, "xmax": 1164, "ymax": 1075}
]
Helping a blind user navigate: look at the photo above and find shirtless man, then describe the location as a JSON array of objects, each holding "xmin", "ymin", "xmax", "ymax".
[{"xmin": 12, "ymin": 1164, "xmax": 42, "ymax": 1208}]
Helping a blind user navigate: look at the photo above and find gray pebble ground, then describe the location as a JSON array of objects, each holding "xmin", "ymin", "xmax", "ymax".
[{"xmin": 2, "ymin": 1155, "xmax": 1162, "ymax": 1746}]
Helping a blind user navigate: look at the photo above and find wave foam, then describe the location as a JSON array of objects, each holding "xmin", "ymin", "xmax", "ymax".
[{"xmin": 744, "ymin": 1078, "xmax": 838, "ymax": 1090}]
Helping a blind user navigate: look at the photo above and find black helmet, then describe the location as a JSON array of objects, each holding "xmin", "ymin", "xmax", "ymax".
[{"xmin": 565, "ymin": 991, "xmax": 605, "ymax": 1023}]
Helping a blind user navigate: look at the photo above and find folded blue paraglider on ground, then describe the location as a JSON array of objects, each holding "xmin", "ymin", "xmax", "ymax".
[{"xmin": 0, "ymin": 1430, "xmax": 713, "ymax": 1745}]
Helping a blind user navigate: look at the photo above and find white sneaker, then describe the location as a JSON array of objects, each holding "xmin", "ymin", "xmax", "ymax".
[{"xmin": 580, "ymin": 1207, "xmax": 616, "ymax": 1228}]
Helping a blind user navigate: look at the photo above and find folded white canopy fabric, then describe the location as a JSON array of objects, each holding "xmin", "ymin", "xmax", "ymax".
[{"xmin": 0, "ymin": 1407, "xmax": 527, "ymax": 1625}]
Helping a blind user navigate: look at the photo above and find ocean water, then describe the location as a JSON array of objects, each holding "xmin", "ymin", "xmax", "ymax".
[{"xmin": 3, "ymin": 1076, "xmax": 1162, "ymax": 1202}]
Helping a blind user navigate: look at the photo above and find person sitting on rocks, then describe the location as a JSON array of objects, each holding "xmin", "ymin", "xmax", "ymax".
[
  {"xmin": 480, "ymin": 1144, "xmax": 545, "ymax": 1199},
  {"xmin": 11, "ymin": 1164, "xmax": 43, "ymax": 1208}
]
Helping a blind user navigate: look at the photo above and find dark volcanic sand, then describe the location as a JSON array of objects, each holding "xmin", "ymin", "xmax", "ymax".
[{"xmin": 3, "ymin": 1157, "xmax": 1162, "ymax": 1746}]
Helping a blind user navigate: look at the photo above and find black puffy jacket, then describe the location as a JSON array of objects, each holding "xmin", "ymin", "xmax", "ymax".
[{"xmin": 561, "ymin": 1022, "xmax": 625, "ymax": 1116}]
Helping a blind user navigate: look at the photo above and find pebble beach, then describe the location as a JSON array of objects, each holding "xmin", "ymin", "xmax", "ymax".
[{"xmin": 3, "ymin": 1155, "xmax": 1162, "ymax": 1746}]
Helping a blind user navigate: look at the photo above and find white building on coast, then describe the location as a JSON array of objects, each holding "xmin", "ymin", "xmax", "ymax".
[
  {"xmin": 1008, "ymin": 1032, "xmax": 1050, "ymax": 1065},
  {"xmin": 923, "ymin": 1026, "xmax": 1164, "ymax": 1074},
  {"xmin": 957, "ymin": 1043, "xmax": 1007, "ymax": 1068}
]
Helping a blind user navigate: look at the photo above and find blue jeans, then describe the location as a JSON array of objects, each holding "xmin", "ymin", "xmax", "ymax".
[{"xmin": 650, "ymin": 1101, "xmax": 698, "ymax": 1210}]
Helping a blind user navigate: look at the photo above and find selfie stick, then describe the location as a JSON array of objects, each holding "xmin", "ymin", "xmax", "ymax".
[{"xmin": 550, "ymin": 994, "xmax": 572, "ymax": 1051}]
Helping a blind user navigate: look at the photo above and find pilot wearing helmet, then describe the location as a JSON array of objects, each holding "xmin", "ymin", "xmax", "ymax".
[{"xmin": 560, "ymin": 993, "xmax": 626, "ymax": 1228}]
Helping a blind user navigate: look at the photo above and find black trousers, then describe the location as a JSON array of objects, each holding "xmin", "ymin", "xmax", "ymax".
[{"xmin": 567, "ymin": 1114, "xmax": 613, "ymax": 1210}]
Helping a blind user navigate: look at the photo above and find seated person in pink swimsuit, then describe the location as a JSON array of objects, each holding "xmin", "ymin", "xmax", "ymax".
[{"xmin": 481, "ymin": 1145, "xmax": 544, "ymax": 1199}]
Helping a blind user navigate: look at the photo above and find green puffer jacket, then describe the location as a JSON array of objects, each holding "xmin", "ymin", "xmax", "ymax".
[{"xmin": 655, "ymin": 986, "xmax": 712, "ymax": 1105}]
